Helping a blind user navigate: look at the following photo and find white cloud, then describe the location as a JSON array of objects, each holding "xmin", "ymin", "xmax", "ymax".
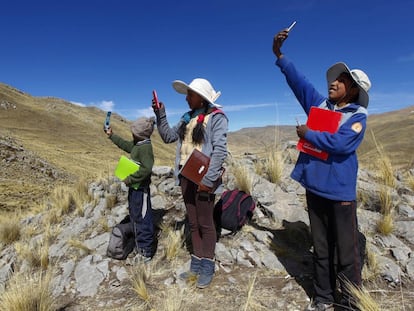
[
  {"xmin": 135, "ymin": 107, "xmax": 154, "ymax": 118},
  {"xmin": 96, "ymin": 100, "xmax": 115, "ymax": 111},
  {"xmin": 397, "ymin": 53, "xmax": 414, "ymax": 63},
  {"xmin": 224, "ymin": 103, "xmax": 275, "ymax": 112},
  {"xmin": 70, "ymin": 101, "xmax": 86, "ymax": 107}
]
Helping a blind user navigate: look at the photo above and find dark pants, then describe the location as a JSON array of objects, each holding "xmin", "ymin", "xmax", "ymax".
[
  {"xmin": 306, "ymin": 190, "xmax": 362, "ymax": 304},
  {"xmin": 128, "ymin": 187, "xmax": 154, "ymax": 257},
  {"xmin": 180, "ymin": 177, "xmax": 216, "ymax": 259}
]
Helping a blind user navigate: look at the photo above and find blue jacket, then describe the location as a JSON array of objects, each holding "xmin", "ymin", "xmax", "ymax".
[{"xmin": 276, "ymin": 56, "xmax": 367, "ymax": 201}]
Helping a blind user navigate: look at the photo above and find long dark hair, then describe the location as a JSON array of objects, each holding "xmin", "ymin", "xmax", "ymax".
[{"xmin": 177, "ymin": 102, "xmax": 209, "ymax": 144}]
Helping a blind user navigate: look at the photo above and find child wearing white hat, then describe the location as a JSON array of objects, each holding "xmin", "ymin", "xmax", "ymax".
[
  {"xmin": 273, "ymin": 27, "xmax": 371, "ymax": 311},
  {"xmin": 152, "ymin": 78, "xmax": 228, "ymax": 289}
]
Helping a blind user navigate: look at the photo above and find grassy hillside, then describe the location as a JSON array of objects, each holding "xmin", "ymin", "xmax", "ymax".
[
  {"xmin": 358, "ymin": 106, "xmax": 414, "ymax": 169},
  {"xmin": 0, "ymin": 83, "xmax": 176, "ymax": 211},
  {"xmin": 1, "ymin": 81, "xmax": 413, "ymax": 211}
]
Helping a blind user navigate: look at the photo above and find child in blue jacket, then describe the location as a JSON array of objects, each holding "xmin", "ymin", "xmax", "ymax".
[{"xmin": 273, "ymin": 28, "xmax": 371, "ymax": 311}]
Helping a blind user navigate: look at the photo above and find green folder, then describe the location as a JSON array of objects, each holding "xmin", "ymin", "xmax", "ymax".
[{"xmin": 114, "ymin": 155, "xmax": 140, "ymax": 180}]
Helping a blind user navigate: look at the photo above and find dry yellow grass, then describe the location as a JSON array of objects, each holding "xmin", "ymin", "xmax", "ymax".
[
  {"xmin": 0, "ymin": 213, "xmax": 21, "ymax": 244},
  {"xmin": 232, "ymin": 162, "xmax": 253, "ymax": 194},
  {"xmin": 14, "ymin": 239, "xmax": 49, "ymax": 270},
  {"xmin": 406, "ymin": 172, "xmax": 414, "ymax": 191},
  {"xmin": 160, "ymin": 286, "xmax": 191, "ymax": 311},
  {"xmin": 67, "ymin": 239, "xmax": 93, "ymax": 256},
  {"xmin": 130, "ymin": 266, "xmax": 151, "ymax": 303},
  {"xmin": 363, "ymin": 246, "xmax": 380, "ymax": 281},
  {"xmin": 263, "ymin": 151, "xmax": 284, "ymax": 184},
  {"xmin": 163, "ymin": 227, "xmax": 184, "ymax": 261},
  {"xmin": 0, "ymin": 270, "xmax": 56, "ymax": 311},
  {"xmin": 243, "ymin": 271, "xmax": 258, "ymax": 311},
  {"xmin": 377, "ymin": 213, "xmax": 394, "ymax": 236},
  {"xmin": 344, "ymin": 280, "xmax": 380, "ymax": 311}
]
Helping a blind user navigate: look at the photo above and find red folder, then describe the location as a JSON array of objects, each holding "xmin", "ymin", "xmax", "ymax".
[{"xmin": 296, "ymin": 107, "xmax": 342, "ymax": 160}]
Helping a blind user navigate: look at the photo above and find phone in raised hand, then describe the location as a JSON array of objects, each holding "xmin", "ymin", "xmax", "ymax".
[
  {"xmin": 152, "ymin": 90, "xmax": 160, "ymax": 109},
  {"xmin": 104, "ymin": 111, "xmax": 111, "ymax": 131},
  {"xmin": 287, "ymin": 21, "xmax": 297, "ymax": 32}
]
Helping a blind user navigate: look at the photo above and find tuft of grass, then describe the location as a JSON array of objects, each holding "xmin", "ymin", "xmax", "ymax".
[
  {"xmin": 0, "ymin": 213, "xmax": 21, "ymax": 244},
  {"xmin": 376, "ymin": 213, "xmax": 394, "ymax": 236},
  {"xmin": 376, "ymin": 185, "xmax": 395, "ymax": 235},
  {"xmin": 67, "ymin": 238, "xmax": 93, "ymax": 255},
  {"xmin": 51, "ymin": 185, "xmax": 75, "ymax": 215},
  {"xmin": 363, "ymin": 246, "xmax": 380, "ymax": 281},
  {"xmin": 43, "ymin": 206, "xmax": 62, "ymax": 225},
  {"xmin": 371, "ymin": 130, "xmax": 395, "ymax": 188},
  {"xmin": 344, "ymin": 279, "xmax": 380, "ymax": 311},
  {"xmin": 74, "ymin": 178, "xmax": 92, "ymax": 203},
  {"xmin": 377, "ymin": 155, "xmax": 395, "ymax": 188},
  {"xmin": 406, "ymin": 171, "xmax": 414, "ymax": 191},
  {"xmin": 378, "ymin": 186, "xmax": 393, "ymax": 216},
  {"xmin": 232, "ymin": 162, "xmax": 253, "ymax": 194},
  {"xmin": 14, "ymin": 239, "xmax": 49, "ymax": 270},
  {"xmin": 130, "ymin": 266, "xmax": 151, "ymax": 303},
  {"xmin": 262, "ymin": 151, "xmax": 284, "ymax": 184},
  {"xmin": 357, "ymin": 188, "xmax": 369, "ymax": 208},
  {"xmin": 243, "ymin": 271, "xmax": 257, "ymax": 311},
  {"xmin": 0, "ymin": 270, "xmax": 56, "ymax": 311},
  {"xmin": 161, "ymin": 286, "xmax": 191, "ymax": 311},
  {"xmin": 98, "ymin": 216, "xmax": 111, "ymax": 232},
  {"xmin": 164, "ymin": 227, "xmax": 184, "ymax": 261}
]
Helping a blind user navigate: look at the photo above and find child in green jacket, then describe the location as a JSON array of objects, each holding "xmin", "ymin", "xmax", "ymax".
[{"xmin": 105, "ymin": 117, "xmax": 155, "ymax": 262}]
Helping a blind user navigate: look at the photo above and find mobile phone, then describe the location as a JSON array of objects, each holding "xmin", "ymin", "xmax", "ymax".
[
  {"xmin": 287, "ymin": 21, "xmax": 297, "ymax": 32},
  {"xmin": 104, "ymin": 111, "xmax": 111, "ymax": 131},
  {"xmin": 295, "ymin": 117, "xmax": 301, "ymax": 126},
  {"xmin": 152, "ymin": 90, "xmax": 160, "ymax": 109}
]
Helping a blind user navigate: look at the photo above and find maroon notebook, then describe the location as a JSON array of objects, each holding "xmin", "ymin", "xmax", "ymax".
[
  {"xmin": 179, "ymin": 149, "xmax": 211, "ymax": 185},
  {"xmin": 297, "ymin": 107, "xmax": 342, "ymax": 160}
]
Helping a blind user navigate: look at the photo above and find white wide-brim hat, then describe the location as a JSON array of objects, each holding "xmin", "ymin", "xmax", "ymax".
[
  {"xmin": 172, "ymin": 78, "xmax": 222, "ymax": 108},
  {"xmin": 326, "ymin": 62, "xmax": 371, "ymax": 108}
]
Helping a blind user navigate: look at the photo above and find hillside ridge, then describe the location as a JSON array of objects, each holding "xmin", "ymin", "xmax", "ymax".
[{"xmin": 1, "ymin": 82, "xmax": 413, "ymax": 211}]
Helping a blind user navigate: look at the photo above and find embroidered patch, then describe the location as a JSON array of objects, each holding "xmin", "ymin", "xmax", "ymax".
[{"xmin": 351, "ymin": 122, "xmax": 363, "ymax": 133}]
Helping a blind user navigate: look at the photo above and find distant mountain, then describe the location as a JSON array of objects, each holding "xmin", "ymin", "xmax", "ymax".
[
  {"xmin": 1, "ymin": 82, "xmax": 412, "ymax": 211},
  {"xmin": 358, "ymin": 106, "xmax": 414, "ymax": 168}
]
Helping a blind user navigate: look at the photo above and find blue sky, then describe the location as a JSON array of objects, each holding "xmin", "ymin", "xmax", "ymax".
[{"xmin": 1, "ymin": 0, "xmax": 414, "ymax": 131}]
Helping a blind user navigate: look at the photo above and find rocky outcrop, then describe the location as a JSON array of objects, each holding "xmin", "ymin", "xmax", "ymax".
[{"xmin": 0, "ymin": 155, "xmax": 413, "ymax": 310}]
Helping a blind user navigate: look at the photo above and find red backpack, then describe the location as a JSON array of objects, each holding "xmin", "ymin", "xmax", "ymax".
[{"xmin": 214, "ymin": 189, "xmax": 256, "ymax": 233}]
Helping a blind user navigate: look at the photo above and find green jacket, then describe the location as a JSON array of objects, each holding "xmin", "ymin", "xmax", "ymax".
[{"xmin": 110, "ymin": 134, "xmax": 154, "ymax": 188}]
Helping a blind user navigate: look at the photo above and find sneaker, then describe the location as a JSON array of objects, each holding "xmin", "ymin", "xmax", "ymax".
[
  {"xmin": 126, "ymin": 253, "xmax": 152, "ymax": 265},
  {"xmin": 305, "ymin": 300, "xmax": 334, "ymax": 311}
]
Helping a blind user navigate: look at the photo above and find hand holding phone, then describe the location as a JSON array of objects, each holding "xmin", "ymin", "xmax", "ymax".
[{"xmin": 152, "ymin": 90, "xmax": 160, "ymax": 109}]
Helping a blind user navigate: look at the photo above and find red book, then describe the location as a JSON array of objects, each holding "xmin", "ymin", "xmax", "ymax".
[
  {"xmin": 296, "ymin": 107, "xmax": 342, "ymax": 160},
  {"xmin": 179, "ymin": 149, "xmax": 225, "ymax": 190},
  {"xmin": 179, "ymin": 149, "xmax": 210, "ymax": 186}
]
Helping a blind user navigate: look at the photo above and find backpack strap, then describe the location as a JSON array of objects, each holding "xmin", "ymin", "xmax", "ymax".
[
  {"xmin": 236, "ymin": 192, "xmax": 251, "ymax": 220},
  {"xmin": 221, "ymin": 190, "xmax": 239, "ymax": 210}
]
